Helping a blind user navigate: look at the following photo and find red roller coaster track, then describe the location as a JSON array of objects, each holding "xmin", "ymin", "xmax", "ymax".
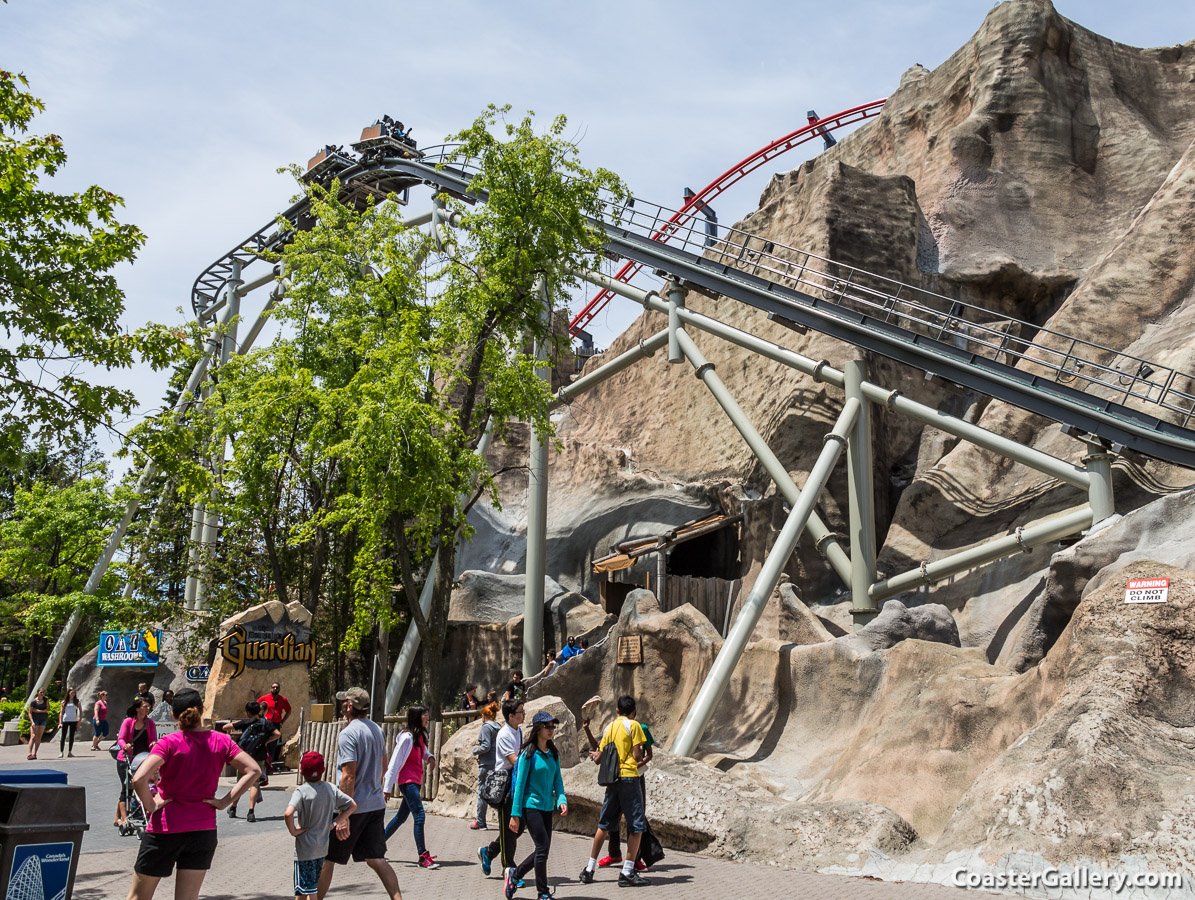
[{"xmin": 569, "ymin": 98, "xmax": 888, "ymax": 336}]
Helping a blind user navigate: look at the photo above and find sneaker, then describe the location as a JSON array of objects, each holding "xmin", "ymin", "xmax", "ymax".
[
  {"xmin": 598, "ymin": 856, "xmax": 622, "ymax": 868},
  {"xmin": 246, "ymin": 810, "xmax": 256, "ymax": 823},
  {"xmin": 578, "ymin": 867, "xmax": 594, "ymax": 884},
  {"xmin": 618, "ymin": 871, "xmax": 649, "ymax": 887},
  {"xmin": 227, "ymin": 806, "xmax": 237, "ymax": 818},
  {"xmin": 477, "ymin": 846, "xmax": 492, "ymax": 876},
  {"xmin": 469, "ymin": 819, "xmax": 487, "ymax": 830},
  {"xmin": 419, "ymin": 851, "xmax": 440, "ymax": 870},
  {"xmin": 57, "ymin": 752, "xmax": 64, "ymax": 759},
  {"xmin": 67, "ymin": 751, "xmax": 74, "ymax": 757},
  {"xmin": 504, "ymin": 867, "xmax": 518, "ymax": 899},
  {"xmin": 636, "ymin": 860, "xmax": 648, "ymax": 871}
]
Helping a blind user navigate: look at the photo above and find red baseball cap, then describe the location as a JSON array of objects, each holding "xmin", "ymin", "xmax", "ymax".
[{"xmin": 300, "ymin": 751, "xmax": 325, "ymax": 779}]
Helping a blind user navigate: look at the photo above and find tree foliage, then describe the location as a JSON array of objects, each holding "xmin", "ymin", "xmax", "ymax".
[
  {"xmin": 0, "ymin": 71, "xmax": 179, "ymax": 462},
  {"xmin": 177, "ymin": 106, "xmax": 625, "ymax": 716}
]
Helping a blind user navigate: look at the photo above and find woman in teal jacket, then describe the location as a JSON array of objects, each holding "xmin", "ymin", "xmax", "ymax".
[{"xmin": 505, "ymin": 711, "xmax": 568, "ymax": 900}]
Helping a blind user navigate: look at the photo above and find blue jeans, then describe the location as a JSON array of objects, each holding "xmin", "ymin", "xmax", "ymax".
[{"xmin": 384, "ymin": 782, "xmax": 426, "ymax": 854}]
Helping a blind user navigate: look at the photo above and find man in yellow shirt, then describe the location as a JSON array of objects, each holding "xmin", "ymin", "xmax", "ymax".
[{"xmin": 578, "ymin": 695, "xmax": 649, "ymax": 888}]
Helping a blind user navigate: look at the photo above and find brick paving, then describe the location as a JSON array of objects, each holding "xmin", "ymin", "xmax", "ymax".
[{"xmin": 1, "ymin": 742, "xmax": 974, "ymax": 900}]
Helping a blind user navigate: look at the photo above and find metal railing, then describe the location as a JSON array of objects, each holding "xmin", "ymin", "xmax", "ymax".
[{"xmin": 597, "ymin": 190, "xmax": 1195, "ymax": 428}]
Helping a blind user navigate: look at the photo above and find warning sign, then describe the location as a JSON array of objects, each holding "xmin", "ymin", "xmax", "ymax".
[{"xmin": 1125, "ymin": 577, "xmax": 1169, "ymax": 604}]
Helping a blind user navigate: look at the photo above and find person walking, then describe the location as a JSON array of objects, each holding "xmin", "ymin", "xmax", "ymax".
[
  {"xmin": 57, "ymin": 688, "xmax": 82, "ymax": 758},
  {"xmin": 257, "ymin": 682, "xmax": 292, "ymax": 771},
  {"xmin": 478, "ymin": 699, "xmax": 525, "ymax": 879},
  {"xmin": 24, "ymin": 687, "xmax": 49, "ymax": 759},
  {"xmin": 317, "ymin": 687, "xmax": 402, "ymax": 900},
  {"xmin": 285, "ymin": 751, "xmax": 356, "ymax": 900},
  {"xmin": 578, "ymin": 695, "xmax": 650, "ymax": 887},
  {"xmin": 90, "ymin": 690, "xmax": 110, "ymax": 751},
  {"xmin": 470, "ymin": 701, "xmax": 501, "ymax": 830},
  {"xmin": 504, "ymin": 712, "xmax": 568, "ymax": 900},
  {"xmin": 382, "ymin": 705, "xmax": 440, "ymax": 869},
  {"xmin": 115, "ymin": 698, "xmax": 157, "ymax": 829},
  {"xmin": 124, "ymin": 688, "xmax": 261, "ymax": 900},
  {"xmin": 221, "ymin": 701, "xmax": 279, "ymax": 821}
]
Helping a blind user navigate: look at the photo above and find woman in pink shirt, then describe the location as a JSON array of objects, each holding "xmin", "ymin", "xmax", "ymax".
[
  {"xmin": 125, "ymin": 689, "xmax": 261, "ymax": 900},
  {"xmin": 382, "ymin": 704, "xmax": 439, "ymax": 869},
  {"xmin": 115, "ymin": 699, "xmax": 156, "ymax": 829}
]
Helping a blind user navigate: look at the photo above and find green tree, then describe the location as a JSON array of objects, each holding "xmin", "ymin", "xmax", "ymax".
[
  {"xmin": 198, "ymin": 106, "xmax": 624, "ymax": 717},
  {"xmin": 0, "ymin": 465, "xmax": 123, "ymax": 694},
  {"xmin": 0, "ymin": 71, "xmax": 178, "ymax": 462}
]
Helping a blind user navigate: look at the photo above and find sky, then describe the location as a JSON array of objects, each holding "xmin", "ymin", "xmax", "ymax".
[{"xmin": 3, "ymin": 0, "xmax": 1194, "ymax": 458}]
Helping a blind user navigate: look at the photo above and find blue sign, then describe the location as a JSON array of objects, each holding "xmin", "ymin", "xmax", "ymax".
[
  {"xmin": 6, "ymin": 841, "xmax": 73, "ymax": 900},
  {"xmin": 185, "ymin": 665, "xmax": 210, "ymax": 683},
  {"xmin": 96, "ymin": 630, "xmax": 161, "ymax": 667}
]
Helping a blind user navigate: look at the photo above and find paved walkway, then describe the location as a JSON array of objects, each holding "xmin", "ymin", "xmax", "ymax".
[{"xmin": 1, "ymin": 742, "xmax": 972, "ymax": 900}]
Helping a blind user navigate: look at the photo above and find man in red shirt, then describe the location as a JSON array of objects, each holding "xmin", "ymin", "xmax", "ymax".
[{"xmin": 257, "ymin": 682, "xmax": 292, "ymax": 771}]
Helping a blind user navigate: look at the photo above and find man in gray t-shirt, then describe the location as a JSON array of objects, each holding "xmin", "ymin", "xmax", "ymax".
[{"xmin": 317, "ymin": 687, "xmax": 401, "ymax": 900}]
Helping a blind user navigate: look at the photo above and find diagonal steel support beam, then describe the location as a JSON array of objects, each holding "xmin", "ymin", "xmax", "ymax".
[
  {"xmin": 671, "ymin": 397, "xmax": 859, "ymax": 757},
  {"xmin": 673, "ymin": 328, "xmax": 853, "ymax": 590}
]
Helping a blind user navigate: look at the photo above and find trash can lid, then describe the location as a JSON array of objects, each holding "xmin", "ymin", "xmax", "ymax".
[{"xmin": 0, "ymin": 768, "xmax": 67, "ymax": 786}]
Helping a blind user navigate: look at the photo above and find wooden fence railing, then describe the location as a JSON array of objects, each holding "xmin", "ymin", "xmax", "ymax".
[{"xmin": 298, "ymin": 708, "xmax": 481, "ymax": 800}]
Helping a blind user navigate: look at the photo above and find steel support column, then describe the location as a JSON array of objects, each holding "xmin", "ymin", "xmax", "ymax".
[
  {"xmin": 550, "ymin": 329, "xmax": 669, "ymax": 410},
  {"xmin": 674, "ymin": 328, "xmax": 852, "ymax": 590},
  {"xmin": 1083, "ymin": 439, "xmax": 1116, "ymax": 524},
  {"xmin": 523, "ymin": 277, "xmax": 551, "ymax": 677},
  {"xmin": 192, "ymin": 261, "xmax": 242, "ymax": 611},
  {"xmin": 845, "ymin": 359, "xmax": 878, "ymax": 628},
  {"xmin": 667, "ymin": 279, "xmax": 685, "ymax": 364},
  {"xmin": 671, "ymin": 397, "xmax": 859, "ymax": 758}
]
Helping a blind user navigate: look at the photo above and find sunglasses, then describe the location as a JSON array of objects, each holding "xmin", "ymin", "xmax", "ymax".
[{"xmin": 542, "ymin": 723, "xmax": 557, "ymax": 730}]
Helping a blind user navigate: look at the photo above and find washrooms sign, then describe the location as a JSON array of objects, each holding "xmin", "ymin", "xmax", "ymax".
[
  {"xmin": 1125, "ymin": 577, "xmax": 1169, "ymax": 604},
  {"xmin": 96, "ymin": 630, "xmax": 162, "ymax": 667},
  {"xmin": 6, "ymin": 841, "xmax": 74, "ymax": 900}
]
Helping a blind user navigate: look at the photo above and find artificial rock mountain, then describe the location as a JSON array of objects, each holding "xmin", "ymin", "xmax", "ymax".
[{"xmin": 453, "ymin": 0, "xmax": 1195, "ymax": 889}]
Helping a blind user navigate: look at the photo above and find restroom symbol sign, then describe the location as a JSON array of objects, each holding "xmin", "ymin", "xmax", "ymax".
[{"xmin": 1125, "ymin": 577, "xmax": 1169, "ymax": 604}]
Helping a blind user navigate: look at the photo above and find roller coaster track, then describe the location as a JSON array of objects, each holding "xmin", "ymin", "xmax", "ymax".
[
  {"xmin": 189, "ymin": 128, "xmax": 1195, "ymax": 469},
  {"xmin": 567, "ymin": 99, "xmax": 887, "ymax": 336}
]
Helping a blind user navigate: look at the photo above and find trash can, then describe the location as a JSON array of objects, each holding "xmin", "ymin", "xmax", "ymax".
[{"xmin": 0, "ymin": 784, "xmax": 89, "ymax": 900}]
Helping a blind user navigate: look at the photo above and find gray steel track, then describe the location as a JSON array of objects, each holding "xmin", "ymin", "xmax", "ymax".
[{"xmin": 189, "ymin": 150, "xmax": 1195, "ymax": 468}]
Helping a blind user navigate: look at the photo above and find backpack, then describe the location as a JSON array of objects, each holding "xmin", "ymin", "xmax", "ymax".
[
  {"xmin": 596, "ymin": 719, "xmax": 634, "ymax": 787},
  {"xmin": 238, "ymin": 719, "xmax": 271, "ymax": 759}
]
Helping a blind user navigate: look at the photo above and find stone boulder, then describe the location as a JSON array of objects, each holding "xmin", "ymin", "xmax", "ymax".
[
  {"xmin": 839, "ymin": 599, "xmax": 961, "ymax": 653},
  {"xmin": 448, "ymin": 571, "xmax": 569, "ymax": 623},
  {"xmin": 201, "ymin": 599, "xmax": 312, "ymax": 747},
  {"xmin": 1008, "ymin": 488, "xmax": 1195, "ymax": 671},
  {"xmin": 934, "ymin": 560, "xmax": 1195, "ymax": 875},
  {"xmin": 729, "ymin": 582, "xmax": 836, "ymax": 645}
]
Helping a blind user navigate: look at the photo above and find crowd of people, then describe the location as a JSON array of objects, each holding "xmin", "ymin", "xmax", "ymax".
[{"xmin": 21, "ymin": 649, "xmax": 661, "ymax": 900}]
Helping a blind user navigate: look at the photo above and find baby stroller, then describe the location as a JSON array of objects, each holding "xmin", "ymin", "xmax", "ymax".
[{"xmin": 119, "ymin": 751, "xmax": 151, "ymax": 838}]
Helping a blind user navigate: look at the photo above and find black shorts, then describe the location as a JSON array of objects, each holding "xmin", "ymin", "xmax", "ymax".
[
  {"xmin": 134, "ymin": 829, "xmax": 219, "ymax": 876},
  {"xmin": 325, "ymin": 809, "xmax": 387, "ymax": 864},
  {"xmin": 598, "ymin": 778, "xmax": 647, "ymax": 834}
]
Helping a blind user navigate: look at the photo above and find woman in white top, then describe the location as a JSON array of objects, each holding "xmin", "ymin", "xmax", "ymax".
[{"xmin": 58, "ymin": 687, "xmax": 81, "ymax": 758}]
